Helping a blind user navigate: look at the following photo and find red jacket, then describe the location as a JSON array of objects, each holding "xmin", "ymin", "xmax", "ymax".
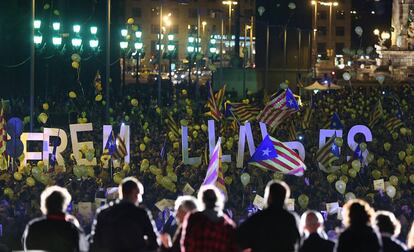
[{"xmin": 181, "ymin": 210, "xmax": 237, "ymax": 252}]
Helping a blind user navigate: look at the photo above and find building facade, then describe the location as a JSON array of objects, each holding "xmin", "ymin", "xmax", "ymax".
[
  {"xmin": 123, "ymin": 0, "xmax": 255, "ymax": 68},
  {"xmin": 311, "ymin": 0, "xmax": 351, "ymax": 71}
]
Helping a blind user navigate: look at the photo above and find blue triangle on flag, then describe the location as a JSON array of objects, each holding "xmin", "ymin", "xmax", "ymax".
[
  {"xmin": 285, "ymin": 88, "xmax": 299, "ymax": 111},
  {"xmin": 330, "ymin": 112, "xmax": 343, "ymax": 129},
  {"xmin": 250, "ymin": 135, "xmax": 278, "ymax": 162}
]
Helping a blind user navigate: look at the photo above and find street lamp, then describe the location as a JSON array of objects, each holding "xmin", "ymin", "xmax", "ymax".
[
  {"xmin": 51, "ymin": 21, "xmax": 62, "ymax": 47},
  {"xmin": 311, "ymin": 1, "xmax": 338, "ymax": 67},
  {"xmin": 187, "ymin": 34, "xmax": 196, "ymax": 86},
  {"xmin": 89, "ymin": 26, "xmax": 99, "ymax": 49},
  {"xmin": 134, "ymin": 29, "xmax": 144, "ymax": 85},
  {"xmin": 120, "ymin": 28, "xmax": 129, "ymax": 93},
  {"xmin": 208, "ymin": 36, "xmax": 218, "ymax": 85},
  {"xmin": 222, "ymin": 1, "xmax": 238, "ymax": 53},
  {"xmin": 33, "ymin": 20, "xmax": 43, "ymax": 46},
  {"xmin": 71, "ymin": 25, "xmax": 82, "ymax": 49},
  {"xmin": 167, "ymin": 33, "xmax": 176, "ymax": 84}
]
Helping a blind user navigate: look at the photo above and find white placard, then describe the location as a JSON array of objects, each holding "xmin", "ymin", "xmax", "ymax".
[
  {"xmin": 286, "ymin": 198, "xmax": 295, "ymax": 211},
  {"xmin": 326, "ymin": 202, "xmax": 340, "ymax": 215},
  {"xmin": 373, "ymin": 179, "xmax": 385, "ymax": 191},
  {"xmin": 253, "ymin": 195, "xmax": 266, "ymax": 210},
  {"xmin": 182, "ymin": 183, "xmax": 195, "ymax": 195},
  {"xmin": 155, "ymin": 199, "xmax": 175, "ymax": 211}
]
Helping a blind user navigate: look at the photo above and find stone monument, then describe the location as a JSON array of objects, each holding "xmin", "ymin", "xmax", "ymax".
[{"xmin": 378, "ymin": 0, "xmax": 414, "ymax": 80}]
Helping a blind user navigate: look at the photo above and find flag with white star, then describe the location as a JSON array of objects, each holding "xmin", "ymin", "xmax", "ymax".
[
  {"xmin": 249, "ymin": 135, "xmax": 306, "ymax": 176},
  {"xmin": 257, "ymin": 88, "xmax": 299, "ymax": 129},
  {"xmin": 316, "ymin": 134, "xmax": 339, "ymax": 170}
]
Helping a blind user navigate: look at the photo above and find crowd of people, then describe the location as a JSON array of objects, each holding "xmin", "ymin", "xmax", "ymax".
[
  {"xmin": 0, "ymin": 78, "xmax": 414, "ymax": 251},
  {"xmin": 17, "ymin": 178, "xmax": 414, "ymax": 251}
]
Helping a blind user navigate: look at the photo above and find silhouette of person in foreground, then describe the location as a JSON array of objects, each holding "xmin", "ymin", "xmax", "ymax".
[
  {"xmin": 181, "ymin": 185, "xmax": 237, "ymax": 252},
  {"xmin": 335, "ymin": 199, "xmax": 381, "ymax": 252},
  {"xmin": 237, "ymin": 180, "xmax": 301, "ymax": 252},
  {"xmin": 89, "ymin": 177, "xmax": 159, "ymax": 252},
  {"xmin": 160, "ymin": 195, "xmax": 198, "ymax": 252},
  {"xmin": 300, "ymin": 210, "xmax": 334, "ymax": 252},
  {"xmin": 22, "ymin": 185, "xmax": 87, "ymax": 252}
]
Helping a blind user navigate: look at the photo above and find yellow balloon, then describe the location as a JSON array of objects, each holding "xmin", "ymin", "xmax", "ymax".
[
  {"xmin": 371, "ymin": 170, "xmax": 382, "ymax": 180},
  {"xmin": 327, "ymin": 174, "xmax": 337, "ymax": 183},
  {"xmin": 3, "ymin": 188, "xmax": 14, "ymax": 198},
  {"xmin": 38, "ymin": 113, "xmax": 48, "ymax": 124},
  {"xmin": 95, "ymin": 94, "xmax": 103, "ymax": 102},
  {"xmin": 42, "ymin": 103, "xmax": 49, "ymax": 111},
  {"xmin": 224, "ymin": 176, "xmax": 233, "ymax": 185},
  {"xmin": 13, "ymin": 172, "xmax": 23, "ymax": 181},
  {"xmin": 348, "ymin": 168, "xmax": 357, "ymax": 178},
  {"xmin": 340, "ymin": 164, "xmax": 348, "ymax": 174},
  {"xmin": 340, "ymin": 175, "xmax": 349, "ymax": 184},
  {"xmin": 384, "ymin": 143, "xmax": 391, "ymax": 151},
  {"xmin": 26, "ymin": 177, "xmax": 35, "ymax": 187},
  {"xmin": 298, "ymin": 194, "xmax": 309, "ymax": 209},
  {"xmin": 69, "ymin": 91, "xmax": 77, "ymax": 99},
  {"xmin": 127, "ymin": 17, "xmax": 135, "ymax": 24},
  {"xmin": 389, "ymin": 175, "xmax": 399, "ymax": 186},
  {"xmin": 113, "ymin": 172, "xmax": 124, "ymax": 184},
  {"xmin": 409, "ymin": 174, "xmax": 414, "ymax": 184},
  {"xmin": 71, "ymin": 61, "xmax": 80, "ymax": 69},
  {"xmin": 351, "ymin": 160, "xmax": 361, "ymax": 171},
  {"xmin": 377, "ymin": 158, "xmax": 385, "ymax": 167},
  {"xmin": 399, "ymin": 151, "xmax": 406, "ymax": 161},
  {"xmin": 131, "ymin": 98, "xmax": 139, "ymax": 107},
  {"xmin": 139, "ymin": 143, "xmax": 146, "ymax": 152}
]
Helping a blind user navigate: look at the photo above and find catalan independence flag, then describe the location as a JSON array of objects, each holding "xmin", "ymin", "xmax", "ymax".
[
  {"xmin": 113, "ymin": 135, "xmax": 127, "ymax": 160},
  {"xmin": 316, "ymin": 134, "xmax": 339, "ymax": 169},
  {"xmin": 228, "ymin": 103, "xmax": 260, "ymax": 122},
  {"xmin": 165, "ymin": 113, "xmax": 180, "ymax": 138},
  {"xmin": 288, "ymin": 121, "xmax": 297, "ymax": 141},
  {"xmin": 257, "ymin": 88, "xmax": 299, "ymax": 129},
  {"xmin": 249, "ymin": 135, "xmax": 306, "ymax": 176},
  {"xmin": 301, "ymin": 105, "xmax": 313, "ymax": 130},
  {"xmin": 384, "ymin": 117, "xmax": 404, "ymax": 132},
  {"xmin": 214, "ymin": 85, "xmax": 226, "ymax": 111},
  {"xmin": 202, "ymin": 138, "xmax": 226, "ymax": 194},
  {"xmin": 207, "ymin": 82, "xmax": 223, "ymax": 121},
  {"xmin": 368, "ymin": 100, "xmax": 383, "ymax": 128}
]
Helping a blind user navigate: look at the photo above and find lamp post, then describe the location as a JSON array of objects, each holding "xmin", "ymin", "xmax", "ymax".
[
  {"xmin": 134, "ymin": 29, "xmax": 143, "ymax": 85},
  {"xmin": 167, "ymin": 33, "xmax": 176, "ymax": 84},
  {"xmin": 71, "ymin": 25, "xmax": 82, "ymax": 50},
  {"xmin": 208, "ymin": 36, "xmax": 218, "ymax": 86},
  {"xmin": 311, "ymin": 1, "xmax": 338, "ymax": 68},
  {"xmin": 157, "ymin": 1, "xmax": 163, "ymax": 106},
  {"xmin": 120, "ymin": 29, "xmax": 128, "ymax": 94},
  {"xmin": 187, "ymin": 34, "xmax": 195, "ymax": 88},
  {"xmin": 33, "ymin": 20, "xmax": 43, "ymax": 46},
  {"xmin": 222, "ymin": 1, "xmax": 238, "ymax": 54},
  {"xmin": 89, "ymin": 26, "xmax": 99, "ymax": 50},
  {"xmin": 51, "ymin": 22, "xmax": 62, "ymax": 48},
  {"xmin": 30, "ymin": 0, "xmax": 36, "ymax": 131}
]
